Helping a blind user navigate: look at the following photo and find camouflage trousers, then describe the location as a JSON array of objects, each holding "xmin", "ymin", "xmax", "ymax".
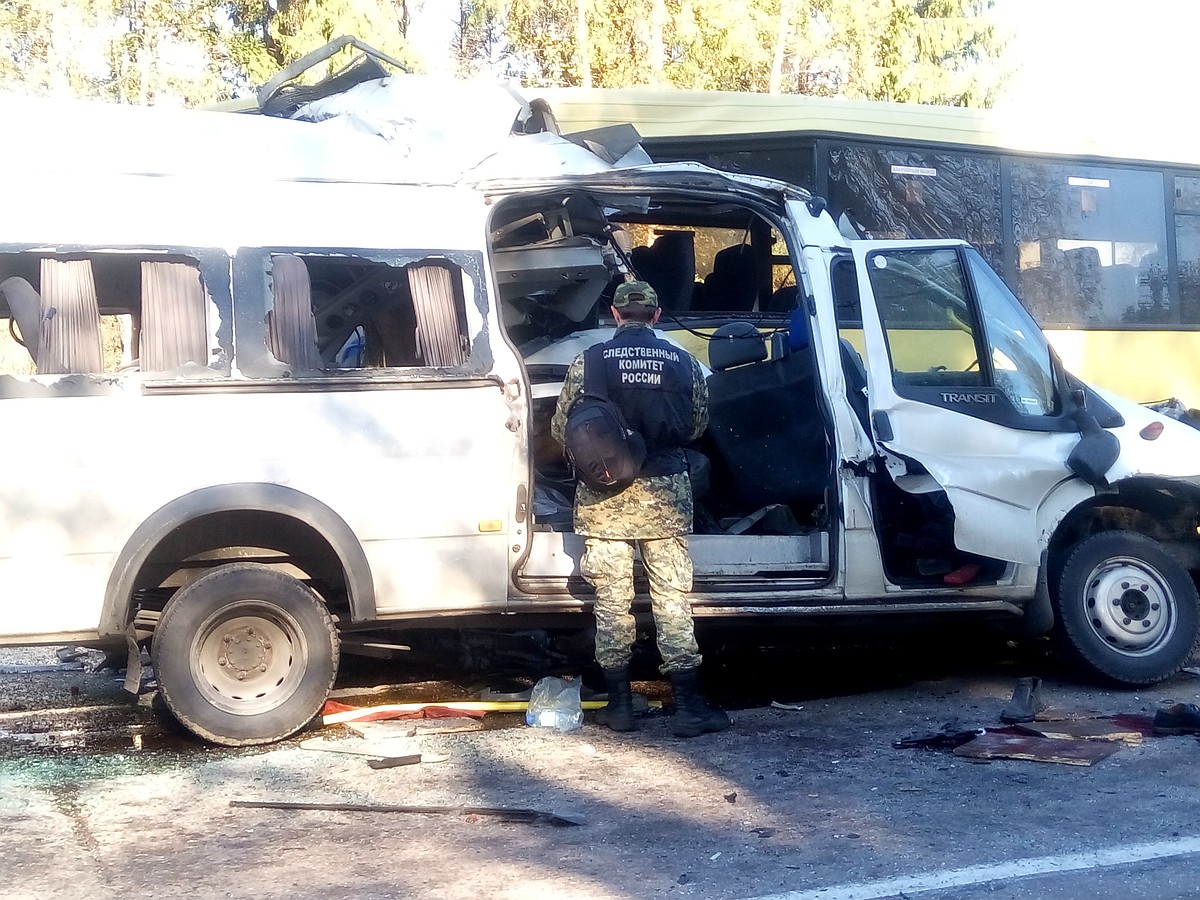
[{"xmin": 581, "ymin": 535, "xmax": 702, "ymax": 674}]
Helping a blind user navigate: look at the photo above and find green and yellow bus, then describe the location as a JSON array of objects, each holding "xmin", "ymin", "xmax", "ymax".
[{"xmin": 540, "ymin": 88, "xmax": 1200, "ymax": 408}]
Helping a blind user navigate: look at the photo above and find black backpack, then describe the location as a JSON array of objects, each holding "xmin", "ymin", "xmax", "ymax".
[{"xmin": 564, "ymin": 345, "xmax": 647, "ymax": 492}]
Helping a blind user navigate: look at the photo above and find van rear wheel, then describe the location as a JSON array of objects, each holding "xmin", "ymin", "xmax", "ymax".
[
  {"xmin": 153, "ymin": 563, "xmax": 339, "ymax": 746},
  {"xmin": 1054, "ymin": 530, "xmax": 1200, "ymax": 687}
]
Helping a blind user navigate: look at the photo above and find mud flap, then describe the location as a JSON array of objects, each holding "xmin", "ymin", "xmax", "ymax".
[
  {"xmin": 122, "ymin": 626, "xmax": 144, "ymax": 694},
  {"xmin": 1020, "ymin": 550, "xmax": 1055, "ymax": 636}
]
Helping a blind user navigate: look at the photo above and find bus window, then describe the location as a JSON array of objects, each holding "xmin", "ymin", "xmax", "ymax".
[
  {"xmin": 1011, "ymin": 162, "xmax": 1168, "ymax": 327},
  {"xmin": 827, "ymin": 143, "xmax": 1003, "ymax": 271},
  {"xmin": 645, "ymin": 138, "xmax": 817, "ymax": 193},
  {"xmin": 1173, "ymin": 175, "xmax": 1200, "ymax": 326},
  {"xmin": 269, "ymin": 254, "xmax": 471, "ymax": 372}
]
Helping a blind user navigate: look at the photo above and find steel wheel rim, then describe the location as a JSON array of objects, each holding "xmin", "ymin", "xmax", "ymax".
[
  {"xmin": 190, "ymin": 602, "xmax": 309, "ymax": 716},
  {"xmin": 1081, "ymin": 556, "xmax": 1176, "ymax": 656}
]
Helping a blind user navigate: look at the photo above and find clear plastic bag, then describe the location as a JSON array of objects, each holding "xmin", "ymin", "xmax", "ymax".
[{"xmin": 525, "ymin": 675, "xmax": 584, "ymax": 732}]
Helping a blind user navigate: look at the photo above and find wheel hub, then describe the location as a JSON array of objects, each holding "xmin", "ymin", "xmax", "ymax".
[
  {"xmin": 218, "ymin": 626, "xmax": 274, "ymax": 681},
  {"xmin": 193, "ymin": 609, "xmax": 304, "ymax": 714},
  {"xmin": 1084, "ymin": 558, "xmax": 1174, "ymax": 654}
]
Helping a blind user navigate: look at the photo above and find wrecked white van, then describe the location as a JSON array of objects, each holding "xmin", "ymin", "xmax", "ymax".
[{"xmin": 2, "ymin": 68, "xmax": 1200, "ymax": 746}]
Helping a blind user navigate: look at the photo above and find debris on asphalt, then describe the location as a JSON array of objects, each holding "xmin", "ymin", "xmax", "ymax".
[
  {"xmin": 321, "ymin": 699, "xmax": 490, "ymax": 726},
  {"xmin": 0, "ymin": 662, "xmax": 84, "ymax": 675},
  {"xmin": 1013, "ymin": 718, "xmax": 1146, "ymax": 744},
  {"xmin": 952, "ymin": 731, "xmax": 1121, "ymax": 766},
  {"xmin": 345, "ymin": 721, "xmax": 417, "ymax": 740},
  {"xmin": 525, "ymin": 676, "xmax": 583, "ymax": 732},
  {"xmin": 299, "ymin": 737, "xmax": 417, "ymax": 758},
  {"xmin": 365, "ymin": 754, "xmax": 422, "ymax": 769},
  {"xmin": 321, "ymin": 696, "xmax": 627, "ymax": 727},
  {"xmin": 1151, "ymin": 702, "xmax": 1200, "ymax": 735},
  {"xmin": 412, "ymin": 717, "xmax": 484, "ymax": 735},
  {"xmin": 769, "ymin": 701, "xmax": 805, "ymax": 711},
  {"xmin": 893, "ymin": 729, "xmax": 984, "ymax": 751},
  {"xmin": 229, "ymin": 799, "xmax": 586, "ymax": 827}
]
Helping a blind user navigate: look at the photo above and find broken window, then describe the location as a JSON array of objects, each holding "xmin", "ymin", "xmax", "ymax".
[
  {"xmin": 264, "ymin": 253, "xmax": 472, "ymax": 372},
  {"xmin": 0, "ymin": 250, "xmax": 218, "ymax": 379}
]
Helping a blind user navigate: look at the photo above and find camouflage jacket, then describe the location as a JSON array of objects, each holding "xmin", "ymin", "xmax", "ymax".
[{"xmin": 551, "ymin": 324, "xmax": 708, "ymax": 539}]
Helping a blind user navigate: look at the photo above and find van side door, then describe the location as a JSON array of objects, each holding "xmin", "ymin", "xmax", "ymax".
[{"xmin": 850, "ymin": 241, "xmax": 1086, "ymax": 565}]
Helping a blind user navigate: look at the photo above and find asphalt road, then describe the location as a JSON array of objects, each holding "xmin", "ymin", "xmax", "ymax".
[{"xmin": 2, "ymin": 630, "xmax": 1200, "ymax": 900}]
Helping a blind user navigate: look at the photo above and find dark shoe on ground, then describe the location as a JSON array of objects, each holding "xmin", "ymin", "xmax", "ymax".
[
  {"xmin": 1000, "ymin": 676, "xmax": 1045, "ymax": 724},
  {"xmin": 1152, "ymin": 702, "xmax": 1200, "ymax": 735},
  {"xmin": 669, "ymin": 667, "xmax": 731, "ymax": 738},
  {"xmin": 597, "ymin": 666, "xmax": 636, "ymax": 732}
]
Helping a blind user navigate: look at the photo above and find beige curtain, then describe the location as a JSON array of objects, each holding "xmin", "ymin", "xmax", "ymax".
[
  {"xmin": 38, "ymin": 258, "xmax": 103, "ymax": 375},
  {"xmin": 142, "ymin": 261, "xmax": 209, "ymax": 372},
  {"xmin": 408, "ymin": 264, "xmax": 466, "ymax": 368},
  {"xmin": 267, "ymin": 255, "xmax": 321, "ymax": 371}
]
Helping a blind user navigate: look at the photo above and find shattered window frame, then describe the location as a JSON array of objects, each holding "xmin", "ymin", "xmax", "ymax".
[{"xmin": 235, "ymin": 247, "xmax": 494, "ymax": 381}]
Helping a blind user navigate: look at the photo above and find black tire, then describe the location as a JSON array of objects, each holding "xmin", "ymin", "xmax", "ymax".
[
  {"xmin": 153, "ymin": 563, "xmax": 339, "ymax": 746},
  {"xmin": 1054, "ymin": 530, "xmax": 1200, "ymax": 687}
]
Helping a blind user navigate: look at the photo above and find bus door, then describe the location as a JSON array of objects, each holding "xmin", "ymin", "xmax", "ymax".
[{"xmin": 849, "ymin": 241, "xmax": 1083, "ymax": 566}]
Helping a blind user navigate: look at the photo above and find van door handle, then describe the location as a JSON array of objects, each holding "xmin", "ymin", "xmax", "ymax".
[{"xmin": 871, "ymin": 411, "xmax": 894, "ymax": 442}]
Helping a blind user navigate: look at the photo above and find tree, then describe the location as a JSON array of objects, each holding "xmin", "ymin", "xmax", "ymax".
[
  {"xmin": 108, "ymin": 0, "xmax": 233, "ymax": 105},
  {"xmin": 0, "ymin": 0, "xmax": 233, "ymax": 105},
  {"xmin": 224, "ymin": 0, "xmax": 416, "ymax": 90},
  {"xmin": 463, "ymin": 0, "xmax": 1005, "ymax": 106}
]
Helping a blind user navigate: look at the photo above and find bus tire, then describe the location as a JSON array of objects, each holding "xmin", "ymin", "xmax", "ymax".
[
  {"xmin": 1054, "ymin": 530, "xmax": 1200, "ymax": 687},
  {"xmin": 153, "ymin": 563, "xmax": 339, "ymax": 746}
]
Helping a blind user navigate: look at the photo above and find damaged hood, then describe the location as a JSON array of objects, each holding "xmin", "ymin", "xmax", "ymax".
[{"xmin": 1096, "ymin": 387, "xmax": 1200, "ymax": 483}]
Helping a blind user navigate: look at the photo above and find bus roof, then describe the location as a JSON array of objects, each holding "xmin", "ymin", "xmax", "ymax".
[{"xmin": 535, "ymin": 88, "xmax": 1200, "ymax": 168}]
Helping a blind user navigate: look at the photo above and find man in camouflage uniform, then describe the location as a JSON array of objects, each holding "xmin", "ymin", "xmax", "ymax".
[{"xmin": 552, "ymin": 281, "xmax": 731, "ymax": 738}]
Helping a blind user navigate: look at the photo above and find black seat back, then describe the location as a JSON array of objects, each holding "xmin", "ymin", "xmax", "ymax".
[
  {"xmin": 631, "ymin": 231, "xmax": 696, "ymax": 312},
  {"xmin": 697, "ymin": 244, "xmax": 757, "ymax": 312},
  {"xmin": 705, "ymin": 335, "xmax": 827, "ymax": 513}
]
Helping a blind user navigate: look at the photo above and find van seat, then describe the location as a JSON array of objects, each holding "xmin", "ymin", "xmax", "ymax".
[
  {"xmin": 0, "ymin": 276, "xmax": 43, "ymax": 368},
  {"xmin": 631, "ymin": 231, "xmax": 695, "ymax": 312},
  {"xmin": 705, "ymin": 335, "xmax": 827, "ymax": 513},
  {"xmin": 696, "ymin": 244, "xmax": 757, "ymax": 312}
]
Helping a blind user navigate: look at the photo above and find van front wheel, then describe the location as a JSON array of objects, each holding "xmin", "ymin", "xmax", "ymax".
[
  {"xmin": 153, "ymin": 563, "xmax": 339, "ymax": 746},
  {"xmin": 1054, "ymin": 531, "xmax": 1200, "ymax": 687}
]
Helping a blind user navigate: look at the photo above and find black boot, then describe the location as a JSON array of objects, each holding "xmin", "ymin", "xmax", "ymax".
[
  {"xmin": 999, "ymin": 676, "xmax": 1045, "ymax": 724},
  {"xmin": 597, "ymin": 667, "xmax": 636, "ymax": 732},
  {"xmin": 669, "ymin": 667, "xmax": 731, "ymax": 738}
]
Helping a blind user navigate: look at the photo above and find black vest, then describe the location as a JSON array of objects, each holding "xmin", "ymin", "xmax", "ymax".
[{"xmin": 590, "ymin": 325, "xmax": 695, "ymax": 476}]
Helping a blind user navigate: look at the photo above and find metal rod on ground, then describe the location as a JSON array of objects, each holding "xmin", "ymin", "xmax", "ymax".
[{"xmin": 229, "ymin": 799, "xmax": 585, "ymax": 827}]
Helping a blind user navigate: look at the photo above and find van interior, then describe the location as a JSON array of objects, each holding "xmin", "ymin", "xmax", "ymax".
[{"xmin": 488, "ymin": 185, "xmax": 1007, "ymax": 594}]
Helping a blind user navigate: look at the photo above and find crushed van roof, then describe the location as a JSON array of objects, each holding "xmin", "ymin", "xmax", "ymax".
[{"xmin": 0, "ymin": 77, "xmax": 619, "ymax": 186}]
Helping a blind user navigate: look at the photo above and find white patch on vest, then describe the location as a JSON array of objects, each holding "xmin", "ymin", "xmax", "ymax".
[{"xmin": 605, "ymin": 345, "xmax": 678, "ymax": 385}]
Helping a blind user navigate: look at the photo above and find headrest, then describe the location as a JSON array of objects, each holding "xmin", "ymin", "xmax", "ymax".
[{"xmin": 708, "ymin": 321, "xmax": 766, "ymax": 371}]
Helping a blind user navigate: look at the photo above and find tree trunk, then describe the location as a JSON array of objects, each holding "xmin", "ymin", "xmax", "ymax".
[
  {"xmin": 575, "ymin": 0, "xmax": 592, "ymax": 88},
  {"xmin": 648, "ymin": 0, "xmax": 665, "ymax": 86},
  {"xmin": 769, "ymin": 0, "xmax": 797, "ymax": 94}
]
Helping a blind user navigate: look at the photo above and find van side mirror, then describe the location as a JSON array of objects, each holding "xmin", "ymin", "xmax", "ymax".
[{"xmin": 1066, "ymin": 386, "xmax": 1119, "ymax": 485}]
